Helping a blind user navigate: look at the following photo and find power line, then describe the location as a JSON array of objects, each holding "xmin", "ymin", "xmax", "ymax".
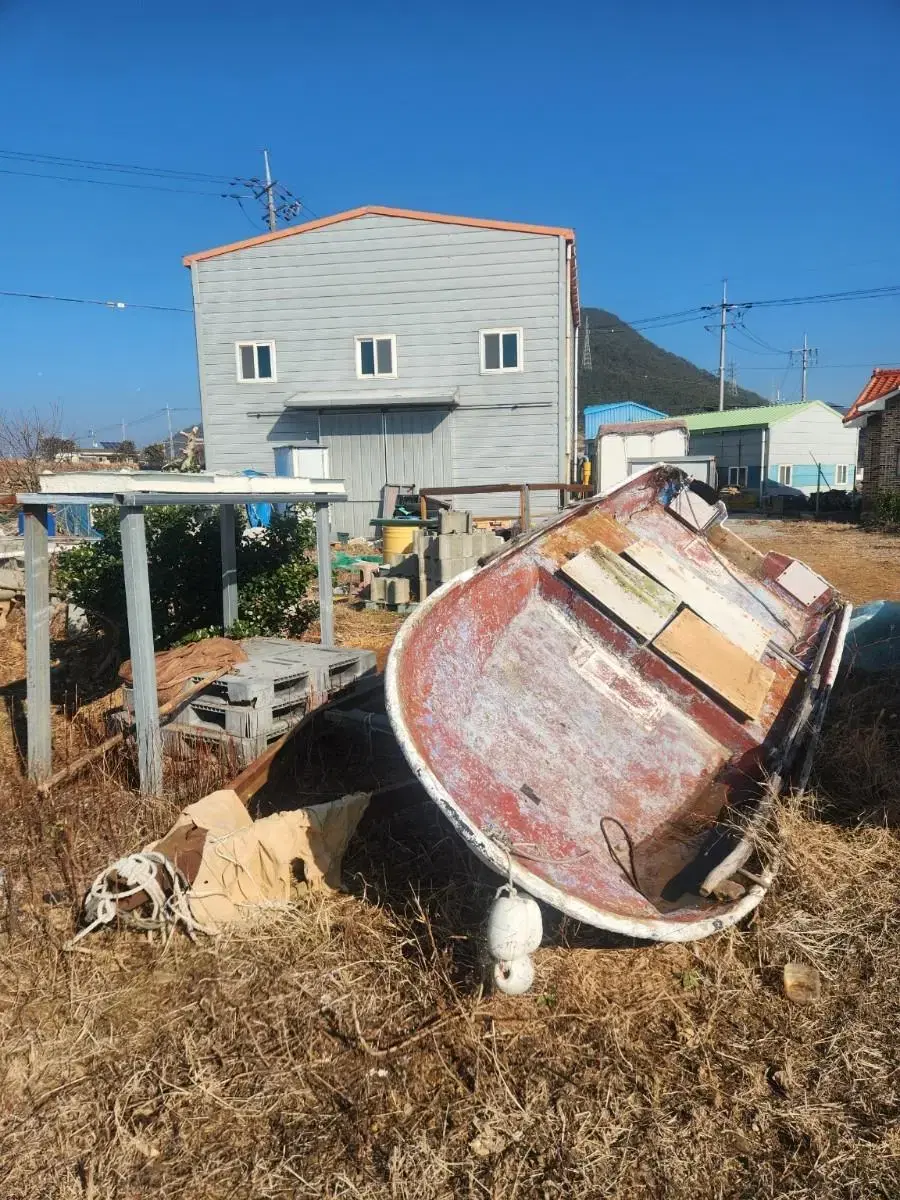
[
  {"xmin": 591, "ymin": 307, "xmax": 712, "ymax": 334},
  {"xmin": 0, "ymin": 148, "xmax": 316, "ymax": 222},
  {"xmin": 0, "ymin": 289, "xmax": 191, "ymax": 313},
  {"xmin": 727, "ymin": 329, "xmax": 784, "ymax": 357},
  {"xmin": 736, "ymin": 362, "xmax": 894, "ymax": 371},
  {"xmin": 592, "ymin": 282, "xmax": 900, "ymax": 338},
  {"xmin": 731, "ymin": 315, "xmax": 790, "ymax": 356},
  {"xmin": 0, "ymin": 147, "xmax": 237, "ymax": 184},
  {"xmin": 740, "ymin": 284, "xmax": 900, "ymax": 310},
  {"xmin": 71, "ymin": 405, "xmax": 200, "ymax": 442},
  {"xmin": 0, "ymin": 166, "xmax": 247, "ymax": 198}
]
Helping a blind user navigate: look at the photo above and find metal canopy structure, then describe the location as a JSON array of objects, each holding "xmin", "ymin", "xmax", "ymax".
[{"xmin": 17, "ymin": 472, "xmax": 347, "ymax": 797}]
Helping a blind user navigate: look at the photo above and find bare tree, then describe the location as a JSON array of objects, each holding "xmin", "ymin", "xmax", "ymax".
[{"xmin": 0, "ymin": 402, "xmax": 67, "ymax": 494}]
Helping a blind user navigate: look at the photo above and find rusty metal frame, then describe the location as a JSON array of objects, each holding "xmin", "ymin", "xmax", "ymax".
[{"xmin": 418, "ymin": 482, "xmax": 591, "ymax": 528}]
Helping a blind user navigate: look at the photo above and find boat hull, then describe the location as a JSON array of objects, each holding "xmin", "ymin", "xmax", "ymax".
[{"xmin": 386, "ymin": 467, "xmax": 849, "ymax": 941}]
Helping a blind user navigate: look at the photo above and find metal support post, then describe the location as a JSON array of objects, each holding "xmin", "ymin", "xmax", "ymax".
[
  {"xmin": 120, "ymin": 507, "xmax": 163, "ymax": 796},
  {"xmin": 24, "ymin": 504, "xmax": 51, "ymax": 782},
  {"xmin": 220, "ymin": 504, "xmax": 238, "ymax": 631},
  {"xmin": 315, "ymin": 503, "xmax": 335, "ymax": 648}
]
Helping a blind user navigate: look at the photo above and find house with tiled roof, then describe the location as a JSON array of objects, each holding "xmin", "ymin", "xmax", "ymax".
[
  {"xmin": 183, "ymin": 206, "xmax": 579, "ymax": 536},
  {"xmin": 682, "ymin": 402, "xmax": 859, "ymax": 502},
  {"xmin": 843, "ymin": 368, "xmax": 900, "ymax": 500}
]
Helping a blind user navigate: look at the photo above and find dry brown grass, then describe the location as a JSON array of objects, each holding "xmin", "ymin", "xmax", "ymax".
[{"xmin": 1, "ymin": 532, "xmax": 900, "ymax": 1198}]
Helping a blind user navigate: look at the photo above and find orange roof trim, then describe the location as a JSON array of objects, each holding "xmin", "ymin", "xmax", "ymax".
[
  {"xmin": 844, "ymin": 367, "xmax": 900, "ymax": 423},
  {"xmin": 183, "ymin": 205, "xmax": 576, "ymax": 266}
]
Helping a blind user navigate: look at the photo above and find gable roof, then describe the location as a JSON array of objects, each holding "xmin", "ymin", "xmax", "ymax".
[
  {"xmin": 183, "ymin": 204, "xmax": 579, "ymax": 322},
  {"xmin": 681, "ymin": 402, "xmax": 831, "ymax": 433},
  {"xmin": 844, "ymin": 368, "xmax": 900, "ymax": 424}
]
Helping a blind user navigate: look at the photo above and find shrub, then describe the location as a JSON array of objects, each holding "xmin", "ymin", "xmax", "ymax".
[
  {"xmin": 56, "ymin": 505, "xmax": 319, "ymax": 649},
  {"xmin": 871, "ymin": 490, "xmax": 900, "ymax": 526}
]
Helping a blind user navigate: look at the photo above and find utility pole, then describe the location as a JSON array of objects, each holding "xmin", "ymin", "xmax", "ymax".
[
  {"xmin": 718, "ymin": 279, "xmax": 729, "ymax": 411},
  {"xmin": 121, "ymin": 418, "xmax": 127, "ymax": 445},
  {"xmin": 262, "ymin": 149, "xmax": 277, "ymax": 232},
  {"xmin": 166, "ymin": 404, "xmax": 175, "ymax": 461},
  {"xmin": 791, "ymin": 332, "xmax": 818, "ymax": 403},
  {"xmin": 581, "ymin": 313, "xmax": 592, "ymax": 369}
]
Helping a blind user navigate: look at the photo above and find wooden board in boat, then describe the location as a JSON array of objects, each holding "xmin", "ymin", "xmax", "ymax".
[
  {"xmin": 653, "ymin": 609, "xmax": 775, "ymax": 719},
  {"xmin": 561, "ymin": 543, "xmax": 680, "ymax": 640},
  {"xmin": 625, "ymin": 540, "xmax": 770, "ymax": 659}
]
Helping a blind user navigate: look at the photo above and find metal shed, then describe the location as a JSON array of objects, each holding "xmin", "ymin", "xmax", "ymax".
[
  {"xmin": 17, "ymin": 471, "xmax": 346, "ymax": 797},
  {"xmin": 583, "ymin": 403, "xmax": 669, "ymax": 441}
]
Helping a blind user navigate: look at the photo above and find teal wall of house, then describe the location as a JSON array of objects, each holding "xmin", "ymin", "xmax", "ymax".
[{"xmin": 767, "ymin": 463, "xmax": 855, "ymax": 487}]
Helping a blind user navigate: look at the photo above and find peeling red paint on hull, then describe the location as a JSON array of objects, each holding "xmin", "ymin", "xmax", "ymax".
[{"xmin": 386, "ymin": 466, "xmax": 850, "ymax": 942}]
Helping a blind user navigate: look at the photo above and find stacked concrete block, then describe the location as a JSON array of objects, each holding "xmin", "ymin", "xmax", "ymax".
[
  {"xmin": 438, "ymin": 509, "xmax": 473, "ymax": 535},
  {"xmin": 364, "ymin": 509, "xmax": 505, "ymax": 607},
  {"xmin": 423, "ymin": 522, "xmax": 504, "ymax": 591},
  {"xmin": 368, "ymin": 575, "xmax": 411, "ymax": 606}
]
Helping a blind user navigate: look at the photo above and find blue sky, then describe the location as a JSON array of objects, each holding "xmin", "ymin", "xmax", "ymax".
[{"xmin": 1, "ymin": 0, "xmax": 898, "ymax": 443}]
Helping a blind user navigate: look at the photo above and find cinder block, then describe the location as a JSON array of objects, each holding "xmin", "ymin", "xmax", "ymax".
[
  {"xmin": 439, "ymin": 509, "xmax": 470, "ymax": 535},
  {"xmin": 427, "ymin": 532, "xmax": 454, "ymax": 561},
  {"xmin": 386, "ymin": 553, "xmax": 418, "ymax": 578},
  {"xmin": 385, "ymin": 577, "xmax": 410, "ymax": 605},
  {"xmin": 370, "ymin": 576, "xmax": 387, "ymax": 602}
]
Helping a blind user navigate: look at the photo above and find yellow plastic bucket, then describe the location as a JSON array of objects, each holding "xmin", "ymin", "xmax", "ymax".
[{"xmin": 381, "ymin": 521, "xmax": 416, "ymax": 558}]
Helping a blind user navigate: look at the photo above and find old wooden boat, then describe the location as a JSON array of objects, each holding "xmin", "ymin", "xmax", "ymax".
[{"xmin": 386, "ymin": 466, "xmax": 850, "ymax": 942}]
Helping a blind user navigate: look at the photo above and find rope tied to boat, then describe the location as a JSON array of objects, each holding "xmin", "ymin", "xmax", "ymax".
[
  {"xmin": 599, "ymin": 816, "xmax": 646, "ymax": 899},
  {"xmin": 65, "ymin": 851, "xmax": 208, "ymax": 949}
]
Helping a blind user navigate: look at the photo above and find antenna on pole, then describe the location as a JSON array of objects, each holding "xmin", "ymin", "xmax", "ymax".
[
  {"xmin": 581, "ymin": 313, "xmax": 592, "ymax": 370},
  {"xmin": 262, "ymin": 149, "xmax": 277, "ymax": 232}
]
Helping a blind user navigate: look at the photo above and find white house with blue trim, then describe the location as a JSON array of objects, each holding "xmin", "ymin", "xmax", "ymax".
[{"xmin": 682, "ymin": 402, "xmax": 859, "ymax": 499}]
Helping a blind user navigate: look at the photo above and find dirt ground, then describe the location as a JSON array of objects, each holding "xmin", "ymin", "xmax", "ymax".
[
  {"xmin": 1, "ymin": 524, "xmax": 899, "ymax": 1198},
  {"xmin": 738, "ymin": 518, "xmax": 900, "ymax": 604}
]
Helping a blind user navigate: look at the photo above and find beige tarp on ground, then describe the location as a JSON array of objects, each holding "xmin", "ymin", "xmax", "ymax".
[
  {"xmin": 120, "ymin": 637, "xmax": 249, "ymax": 706},
  {"xmin": 146, "ymin": 788, "xmax": 370, "ymax": 932}
]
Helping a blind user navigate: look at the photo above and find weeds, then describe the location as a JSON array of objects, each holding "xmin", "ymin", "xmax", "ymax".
[
  {"xmin": 0, "ymin": 684, "xmax": 898, "ymax": 1199},
  {"xmin": 1, "ymin": 532, "xmax": 900, "ymax": 1197}
]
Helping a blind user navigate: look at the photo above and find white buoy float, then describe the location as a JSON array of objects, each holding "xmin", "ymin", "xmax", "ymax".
[{"xmin": 485, "ymin": 884, "xmax": 542, "ymax": 995}]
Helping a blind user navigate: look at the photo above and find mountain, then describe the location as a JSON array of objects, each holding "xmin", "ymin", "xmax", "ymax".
[{"xmin": 578, "ymin": 307, "xmax": 768, "ymax": 418}]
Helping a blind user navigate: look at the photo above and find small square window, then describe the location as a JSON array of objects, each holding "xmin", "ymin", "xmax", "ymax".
[
  {"xmin": 728, "ymin": 466, "xmax": 748, "ymax": 487},
  {"xmin": 778, "ymin": 464, "xmax": 793, "ymax": 487},
  {"xmin": 481, "ymin": 328, "xmax": 523, "ymax": 373},
  {"xmin": 356, "ymin": 335, "xmax": 396, "ymax": 378},
  {"xmin": 835, "ymin": 464, "xmax": 849, "ymax": 486},
  {"xmin": 236, "ymin": 341, "xmax": 276, "ymax": 382}
]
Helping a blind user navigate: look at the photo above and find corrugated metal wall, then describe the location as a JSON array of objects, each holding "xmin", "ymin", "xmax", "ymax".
[
  {"xmin": 583, "ymin": 403, "xmax": 668, "ymax": 440},
  {"xmin": 190, "ymin": 213, "xmax": 571, "ymax": 532},
  {"xmin": 320, "ymin": 407, "xmax": 452, "ymax": 536}
]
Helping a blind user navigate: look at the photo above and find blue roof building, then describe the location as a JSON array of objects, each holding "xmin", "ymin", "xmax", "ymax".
[{"xmin": 583, "ymin": 403, "xmax": 668, "ymax": 440}]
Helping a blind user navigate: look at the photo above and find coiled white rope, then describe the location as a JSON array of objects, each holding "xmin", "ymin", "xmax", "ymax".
[{"xmin": 65, "ymin": 851, "xmax": 208, "ymax": 949}]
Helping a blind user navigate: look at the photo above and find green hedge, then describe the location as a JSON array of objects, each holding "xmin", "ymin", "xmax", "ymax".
[{"xmin": 56, "ymin": 505, "xmax": 319, "ymax": 649}]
